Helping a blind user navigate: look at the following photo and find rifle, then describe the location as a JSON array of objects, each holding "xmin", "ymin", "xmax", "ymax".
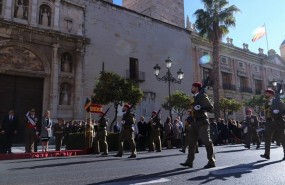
[{"xmin": 99, "ymin": 106, "xmax": 111, "ymax": 119}]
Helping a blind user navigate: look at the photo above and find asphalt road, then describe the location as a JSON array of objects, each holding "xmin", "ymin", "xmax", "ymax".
[{"xmin": 1, "ymin": 143, "xmax": 285, "ymax": 185}]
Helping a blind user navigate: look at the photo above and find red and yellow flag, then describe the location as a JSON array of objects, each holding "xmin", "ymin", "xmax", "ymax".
[{"xmin": 252, "ymin": 25, "xmax": 266, "ymax": 42}]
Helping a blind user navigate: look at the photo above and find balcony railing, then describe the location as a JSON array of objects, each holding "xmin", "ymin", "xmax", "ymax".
[
  {"xmin": 222, "ymin": 83, "xmax": 236, "ymax": 91},
  {"xmin": 126, "ymin": 70, "xmax": 145, "ymax": 82},
  {"xmin": 239, "ymin": 86, "xmax": 253, "ymax": 93}
]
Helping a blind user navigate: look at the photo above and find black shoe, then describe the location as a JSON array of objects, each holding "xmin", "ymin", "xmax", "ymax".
[
  {"xmin": 256, "ymin": 146, "xmax": 260, "ymax": 149},
  {"xmin": 244, "ymin": 145, "xmax": 250, "ymax": 149},
  {"xmin": 93, "ymin": 152, "xmax": 99, "ymax": 155},
  {"xmin": 179, "ymin": 149, "xmax": 185, "ymax": 153},
  {"xmin": 204, "ymin": 163, "xmax": 216, "ymax": 169},
  {"xmin": 114, "ymin": 153, "xmax": 122, "ymax": 157},
  {"xmin": 156, "ymin": 150, "xmax": 161, "ymax": 152},
  {"xmin": 260, "ymin": 154, "xmax": 270, "ymax": 160},
  {"xmin": 128, "ymin": 154, "xmax": 136, "ymax": 158},
  {"xmin": 101, "ymin": 153, "xmax": 108, "ymax": 156},
  {"xmin": 180, "ymin": 162, "xmax": 193, "ymax": 168}
]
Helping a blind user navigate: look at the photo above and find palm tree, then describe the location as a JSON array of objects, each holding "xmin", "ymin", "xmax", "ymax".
[{"xmin": 194, "ymin": 0, "xmax": 240, "ymax": 120}]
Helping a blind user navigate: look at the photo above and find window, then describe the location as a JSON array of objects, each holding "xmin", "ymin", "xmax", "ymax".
[
  {"xmin": 255, "ymin": 80, "xmax": 262, "ymax": 94},
  {"xmin": 239, "ymin": 62, "xmax": 245, "ymax": 69},
  {"xmin": 253, "ymin": 65, "xmax": 259, "ymax": 73},
  {"xmin": 129, "ymin": 58, "xmax": 138, "ymax": 80},
  {"xmin": 221, "ymin": 57, "xmax": 228, "ymax": 65},
  {"xmin": 0, "ymin": 0, "xmax": 2, "ymax": 15},
  {"xmin": 202, "ymin": 68, "xmax": 212, "ymax": 80},
  {"xmin": 240, "ymin": 76, "xmax": 248, "ymax": 87}
]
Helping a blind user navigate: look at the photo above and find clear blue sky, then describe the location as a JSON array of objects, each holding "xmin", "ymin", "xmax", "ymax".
[{"xmin": 113, "ymin": 0, "xmax": 285, "ymax": 55}]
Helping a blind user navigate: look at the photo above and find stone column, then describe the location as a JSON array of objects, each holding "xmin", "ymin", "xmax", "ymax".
[
  {"xmin": 73, "ymin": 47, "xmax": 84, "ymax": 119},
  {"xmin": 50, "ymin": 44, "xmax": 60, "ymax": 118},
  {"xmin": 53, "ymin": 0, "xmax": 60, "ymax": 30},
  {"xmin": 30, "ymin": 0, "xmax": 38, "ymax": 26},
  {"xmin": 3, "ymin": 0, "xmax": 13, "ymax": 20}
]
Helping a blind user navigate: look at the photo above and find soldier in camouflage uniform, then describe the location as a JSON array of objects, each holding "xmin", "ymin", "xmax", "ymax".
[
  {"xmin": 148, "ymin": 111, "xmax": 162, "ymax": 152},
  {"xmin": 114, "ymin": 104, "xmax": 137, "ymax": 158},
  {"xmin": 54, "ymin": 118, "xmax": 65, "ymax": 151},
  {"xmin": 93, "ymin": 112, "xmax": 108, "ymax": 156},
  {"xmin": 260, "ymin": 89, "xmax": 285, "ymax": 160}
]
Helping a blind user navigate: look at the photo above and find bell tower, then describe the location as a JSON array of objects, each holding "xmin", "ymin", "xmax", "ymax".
[{"xmin": 123, "ymin": 0, "xmax": 185, "ymax": 28}]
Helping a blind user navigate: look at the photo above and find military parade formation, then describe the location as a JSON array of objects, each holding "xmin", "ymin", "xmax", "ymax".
[{"xmin": 1, "ymin": 82, "xmax": 285, "ymax": 170}]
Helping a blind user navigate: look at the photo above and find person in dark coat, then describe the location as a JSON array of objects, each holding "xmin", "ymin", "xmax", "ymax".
[
  {"xmin": 137, "ymin": 116, "xmax": 148, "ymax": 151},
  {"xmin": 0, "ymin": 110, "xmax": 18, "ymax": 154}
]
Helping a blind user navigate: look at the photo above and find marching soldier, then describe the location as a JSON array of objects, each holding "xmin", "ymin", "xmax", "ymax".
[
  {"xmin": 93, "ymin": 112, "xmax": 108, "ymax": 156},
  {"xmin": 148, "ymin": 111, "xmax": 162, "ymax": 152},
  {"xmin": 180, "ymin": 82, "xmax": 215, "ymax": 168},
  {"xmin": 54, "ymin": 118, "xmax": 65, "ymax": 151},
  {"xmin": 180, "ymin": 110, "xmax": 199, "ymax": 154},
  {"xmin": 260, "ymin": 89, "xmax": 285, "ymax": 160},
  {"xmin": 25, "ymin": 108, "xmax": 39, "ymax": 153},
  {"xmin": 114, "ymin": 104, "xmax": 137, "ymax": 158},
  {"xmin": 244, "ymin": 109, "xmax": 260, "ymax": 149}
]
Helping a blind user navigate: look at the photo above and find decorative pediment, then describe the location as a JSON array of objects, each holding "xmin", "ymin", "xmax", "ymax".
[{"xmin": 237, "ymin": 70, "xmax": 248, "ymax": 77}]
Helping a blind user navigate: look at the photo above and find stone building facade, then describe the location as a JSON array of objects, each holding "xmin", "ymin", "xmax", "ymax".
[{"xmin": 0, "ymin": 0, "xmax": 193, "ymax": 140}]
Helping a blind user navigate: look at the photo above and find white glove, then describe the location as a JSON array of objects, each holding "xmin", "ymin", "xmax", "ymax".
[
  {"xmin": 194, "ymin": 105, "xmax": 201, "ymax": 110},
  {"xmin": 273, "ymin": 110, "xmax": 280, "ymax": 114}
]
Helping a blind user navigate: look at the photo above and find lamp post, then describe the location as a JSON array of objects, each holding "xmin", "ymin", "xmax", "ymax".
[{"xmin": 153, "ymin": 57, "xmax": 184, "ymax": 121}]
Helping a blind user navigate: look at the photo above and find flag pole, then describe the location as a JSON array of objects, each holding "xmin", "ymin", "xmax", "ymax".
[{"xmin": 264, "ymin": 23, "xmax": 269, "ymax": 54}]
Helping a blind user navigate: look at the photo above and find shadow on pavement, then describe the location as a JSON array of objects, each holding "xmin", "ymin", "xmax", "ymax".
[{"xmin": 187, "ymin": 159, "xmax": 283, "ymax": 184}]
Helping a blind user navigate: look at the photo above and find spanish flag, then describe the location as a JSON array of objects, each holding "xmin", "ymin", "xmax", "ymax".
[
  {"xmin": 252, "ymin": 25, "xmax": 266, "ymax": 42},
  {"xmin": 84, "ymin": 98, "xmax": 91, "ymax": 112}
]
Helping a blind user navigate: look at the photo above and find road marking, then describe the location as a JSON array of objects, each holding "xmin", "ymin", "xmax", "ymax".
[
  {"xmin": 131, "ymin": 178, "xmax": 170, "ymax": 185},
  {"xmin": 100, "ymin": 178, "xmax": 171, "ymax": 185}
]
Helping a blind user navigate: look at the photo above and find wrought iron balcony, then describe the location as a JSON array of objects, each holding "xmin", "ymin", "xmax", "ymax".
[
  {"xmin": 222, "ymin": 83, "xmax": 236, "ymax": 91},
  {"xmin": 126, "ymin": 70, "xmax": 145, "ymax": 82},
  {"xmin": 239, "ymin": 86, "xmax": 253, "ymax": 93}
]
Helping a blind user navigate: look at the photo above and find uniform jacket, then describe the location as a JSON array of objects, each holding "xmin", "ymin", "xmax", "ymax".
[
  {"xmin": 193, "ymin": 92, "xmax": 214, "ymax": 119},
  {"xmin": 245, "ymin": 115, "xmax": 259, "ymax": 131}
]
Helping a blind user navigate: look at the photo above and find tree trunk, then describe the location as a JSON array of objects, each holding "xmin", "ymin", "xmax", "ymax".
[{"xmin": 212, "ymin": 29, "xmax": 221, "ymax": 120}]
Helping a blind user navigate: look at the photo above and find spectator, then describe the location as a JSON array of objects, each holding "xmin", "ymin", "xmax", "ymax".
[{"xmin": 0, "ymin": 110, "xmax": 18, "ymax": 154}]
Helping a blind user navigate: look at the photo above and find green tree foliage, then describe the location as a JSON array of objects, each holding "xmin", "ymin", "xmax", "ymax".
[
  {"xmin": 194, "ymin": 0, "xmax": 240, "ymax": 120},
  {"xmin": 243, "ymin": 95, "xmax": 266, "ymax": 116},
  {"xmin": 162, "ymin": 91, "xmax": 193, "ymax": 120},
  {"xmin": 93, "ymin": 72, "xmax": 143, "ymax": 131},
  {"xmin": 220, "ymin": 97, "xmax": 243, "ymax": 121}
]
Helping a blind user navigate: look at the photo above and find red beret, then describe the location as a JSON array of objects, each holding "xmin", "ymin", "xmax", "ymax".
[
  {"xmin": 192, "ymin": 82, "xmax": 202, "ymax": 88},
  {"xmin": 123, "ymin": 104, "xmax": 130, "ymax": 109},
  {"xmin": 246, "ymin": 109, "xmax": 252, "ymax": 113},
  {"xmin": 152, "ymin": 111, "xmax": 157, "ymax": 114},
  {"xmin": 265, "ymin": 89, "xmax": 275, "ymax": 95}
]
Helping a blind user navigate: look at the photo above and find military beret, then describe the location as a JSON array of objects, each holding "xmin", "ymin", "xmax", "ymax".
[
  {"xmin": 265, "ymin": 89, "xmax": 275, "ymax": 95},
  {"xmin": 192, "ymin": 82, "xmax": 202, "ymax": 88},
  {"xmin": 123, "ymin": 104, "xmax": 130, "ymax": 109},
  {"xmin": 246, "ymin": 109, "xmax": 252, "ymax": 113}
]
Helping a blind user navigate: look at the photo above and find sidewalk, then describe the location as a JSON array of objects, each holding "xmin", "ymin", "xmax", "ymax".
[
  {"xmin": 0, "ymin": 145, "xmax": 87, "ymax": 160},
  {"xmin": 11, "ymin": 144, "xmax": 64, "ymax": 153}
]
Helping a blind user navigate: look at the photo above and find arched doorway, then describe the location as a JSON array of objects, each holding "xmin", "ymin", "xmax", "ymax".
[{"xmin": 0, "ymin": 44, "xmax": 48, "ymax": 143}]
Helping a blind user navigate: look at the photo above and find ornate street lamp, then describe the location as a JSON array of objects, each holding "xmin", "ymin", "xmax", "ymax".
[{"xmin": 153, "ymin": 57, "xmax": 184, "ymax": 121}]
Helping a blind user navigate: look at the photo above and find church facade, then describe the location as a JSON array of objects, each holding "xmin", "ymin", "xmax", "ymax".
[{"xmin": 0, "ymin": 0, "xmax": 285, "ymax": 140}]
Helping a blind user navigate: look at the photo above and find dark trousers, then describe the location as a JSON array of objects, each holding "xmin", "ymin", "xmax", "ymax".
[
  {"xmin": 55, "ymin": 135, "xmax": 64, "ymax": 151},
  {"xmin": 1, "ymin": 133, "xmax": 13, "ymax": 154},
  {"xmin": 138, "ymin": 135, "xmax": 147, "ymax": 151},
  {"xmin": 246, "ymin": 128, "xmax": 260, "ymax": 147},
  {"xmin": 186, "ymin": 120, "xmax": 215, "ymax": 165},
  {"xmin": 264, "ymin": 121, "xmax": 285, "ymax": 156}
]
